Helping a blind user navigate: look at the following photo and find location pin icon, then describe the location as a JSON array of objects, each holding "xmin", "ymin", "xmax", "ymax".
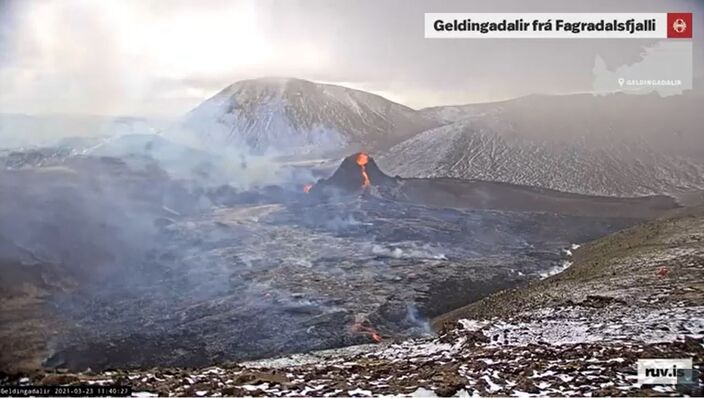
[{"xmin": 618, "ymin": 78, "xmax": 625, "ymax": 87}]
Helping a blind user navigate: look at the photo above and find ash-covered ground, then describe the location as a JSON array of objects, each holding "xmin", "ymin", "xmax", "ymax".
[
  {"xmin": 4, "ymin": 204, "xmax": 702, "ymax": 397},
  {"xmin": 0, "ymin": 149, "xmax": 679, "ymax": 374}
]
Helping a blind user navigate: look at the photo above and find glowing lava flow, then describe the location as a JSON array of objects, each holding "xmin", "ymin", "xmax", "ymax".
[
  {"xmin": 356, "ymin": 152, "xmax": 370, "ymax": 188},
  {"xmin": 303, "ymin": 184, "xmax": 313, "ymax": 193},
  {"xmin": 351, "ymin": 322, "xmax": 382, "ymax": 343}
]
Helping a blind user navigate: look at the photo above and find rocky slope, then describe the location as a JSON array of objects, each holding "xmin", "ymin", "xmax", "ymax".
[
  {"xmin": 379, "ymin": 93, "xmax": 704, "ymax": 197},
  {"xmin": 180, "ymin": 78, "xmax": 437, "ymax": 156},
  {"xmin": 433, "ymin": 204, "xmax": 704, "ymax": 327}
]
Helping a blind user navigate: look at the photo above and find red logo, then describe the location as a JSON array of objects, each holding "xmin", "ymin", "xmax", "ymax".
[
  {"xmin": 667, "ymin": 13, "xmax": 692, "ymax": 38},
  {"xmin": 673, "ymin": 18, "xmax": 687, "ymax": 33}
]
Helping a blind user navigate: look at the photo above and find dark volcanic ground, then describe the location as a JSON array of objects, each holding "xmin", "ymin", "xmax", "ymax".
[
  {"xmin": 0, "ymin": 151, "xmax": 679, "ymax": 373},
  {"xmin": 4, "ymin": 204, "xmax": 702, "ymax": 397}
]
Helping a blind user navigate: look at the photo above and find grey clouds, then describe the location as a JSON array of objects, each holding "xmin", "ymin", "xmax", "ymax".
[{"xmin": 0, "ymin": 0, "xmax": 702, "ymax": 117}]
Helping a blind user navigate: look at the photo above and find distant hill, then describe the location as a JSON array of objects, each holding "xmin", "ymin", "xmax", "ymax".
[
  {"xmin": 180, "ymin": 77, "xmax": 437, "ymax": 156},
  {"xmin": 379, "ymin": 92, "xmax": 704, "ymax": 196}
]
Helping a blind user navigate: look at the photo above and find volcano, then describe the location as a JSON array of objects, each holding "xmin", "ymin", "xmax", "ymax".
[
  {"xmin": 309, "ymin": 152, "xmax": 678, "ymax": 219},
  {"xmin": 310, "ymin": 152, "xmax": 398, "ymax": 194}
]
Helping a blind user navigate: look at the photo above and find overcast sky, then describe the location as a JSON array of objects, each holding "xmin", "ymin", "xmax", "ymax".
[{"xmin": 0, "ymin": 0, "xmax": 702, "ymax": 117}]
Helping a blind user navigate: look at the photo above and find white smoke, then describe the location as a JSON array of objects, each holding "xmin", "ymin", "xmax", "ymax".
[{"xmin": 371, "ymin": 243, "xmax": 447, "ymax": 260}]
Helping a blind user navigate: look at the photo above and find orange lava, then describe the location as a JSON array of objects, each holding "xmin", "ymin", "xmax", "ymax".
[
  {"xmin": 351, "ymin": 321, "xmax": 382, "ymax": 343},
  {"xmin": 355, "ymin": 152, "xmax": 370, "ymax": 188},
  {"xmin": 370, "ymin": 332, "xmax": 381, "ymax": 343},
  {"xmin": 303, "ymin": 184, "xmax": 313, "ymax": 193}
]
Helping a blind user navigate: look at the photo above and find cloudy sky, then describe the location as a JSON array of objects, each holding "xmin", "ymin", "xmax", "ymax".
[{"xmin": 0, "ymin": 0, "xmax": 702, "ymax": 117}]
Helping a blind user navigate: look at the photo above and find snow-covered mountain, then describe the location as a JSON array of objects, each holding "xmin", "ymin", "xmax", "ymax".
[
  {"xmin": 379, "ymin": 93, "xmax": 704, "ymax": 197},
  {"xmin": 181, "ymin": 77, "xmax": 437, "ymax": 156}
]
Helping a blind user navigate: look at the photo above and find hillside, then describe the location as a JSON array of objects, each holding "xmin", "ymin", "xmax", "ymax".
[
  {"xmin": 433, "ymin": 204, "xmax": 704, "ymax": 327},
  {"xmin": 380, "ymin": 93, "xmax": 704, "ymax": 196},
  {"xmin": 180, "ymin": 77, "xmax": 437, "ymax": 156}
]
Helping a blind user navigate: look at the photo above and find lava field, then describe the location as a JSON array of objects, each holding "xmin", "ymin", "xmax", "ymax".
[{"xmin": 0, "ymin": 152, "xmax": 677, "ymax": 371}]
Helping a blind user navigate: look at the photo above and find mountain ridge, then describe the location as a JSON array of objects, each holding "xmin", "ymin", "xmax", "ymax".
[{"xmin": 379, "ymin": 92, "xmax": 704, "ymax": 196}]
